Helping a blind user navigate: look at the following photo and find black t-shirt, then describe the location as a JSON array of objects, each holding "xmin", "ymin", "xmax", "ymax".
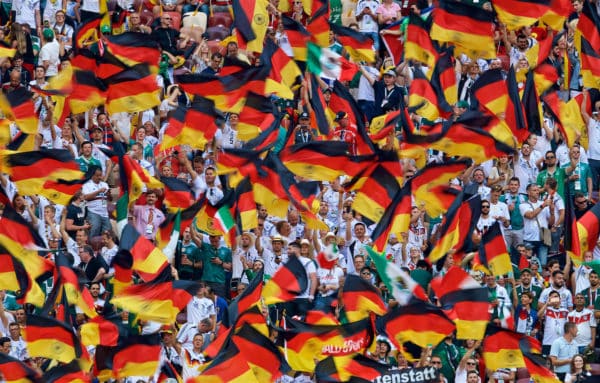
[
  {"xmin": 66, "ymin": 203, "xmax": 86, "ymax": 239},
  {"xmin": 80, "ymin": 257, "xmax": 104, "ymax": 282}
]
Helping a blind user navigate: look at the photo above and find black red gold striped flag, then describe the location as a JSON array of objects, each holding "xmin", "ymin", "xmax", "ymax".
[
  {"xmin": 0, "ymin": 87, "xmax": 37, "ymax": 134},
  {"xmin": 493, "ymin": 0, "xmax": 570, "ymax": 31},
  {"xmin": 0, "ymin": 352, "xmax": 41, "ymax": 383},
  {"xmin": 404, "ymin": 14, "xmax": 437, "ymax": 73},
  {"xmin": 329, "ymin": 22, "xmax": 375, "ymax": 63},
  {"xmin": 476, "ymin": 221, "xmax": 513, "ymax": 276},
  {"xmin": 118, "ymin": 223, "xmax": 170, "ymax": 282},
  {"xmin": 105, "ymin": 32, "xmax": 160, "ymax": 73},
  {"xmin": 103, "ymin": 63, "xmax": 160, "ymax": 114},
  {"xmin": 341, "ymin": 274, "xmax": 387, "ymax": 321},
  {"xmin": 281, "ymin": 15, "xmax": 311, "ymax": 61},
  {"xmin": 112, "ymin": 334, "xmax": 162, "ymax": 379},
  {"xmin": 24, "ymin": 314, "xmax": 84, "ymax": 363},
  {"xmin": 483, "ymin": 325, "xmax": 530, "ymax": 370},
  {"xmin": 370, "ymin": 182, "xmax": 412, "ymax": 252},
  {"xmin": 161, "ymin": 177, "xmax": 195, "ymax": 212},
  {"xmin": 580, "ymin": 36, "xmax": 600, "ymax": 89},
  {"xmin": 232, "ymin": 0, "xmax": 269, "ymax": 53},
  {"xmin": 43, "ymin": 360, "xmax": 89, "ymax": 383},
  {"xmin": 577, "ymin": 201, "xmax": 600, "ymax": 255},
  {"xmin": 262, "ymin": 255, "xmax": 308, "ymax": 305}
]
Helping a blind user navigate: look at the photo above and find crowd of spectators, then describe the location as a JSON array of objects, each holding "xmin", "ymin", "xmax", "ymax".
[{"xmin": 2, "ymin": 0, "xmax": 600, "ymax": 381}]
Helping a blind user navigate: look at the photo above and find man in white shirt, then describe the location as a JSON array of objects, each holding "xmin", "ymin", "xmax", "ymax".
[
  {"xmin": 519, "ymin": 183, "xmax": 554, "ymax": 266},
  {"xmin": 356, "ymin": 0, "xmax": 380, "ymax": 50},
  {"xmin": 82, "ymin": 167, "xmax": 111, "ymax": 237},
  {"xmin": 38, "ymin": 29, "xmax": 60, "ymax": 77},
  {"xmin": 568, "ymin": 293, "xmax": 596, "ymax": 353}
]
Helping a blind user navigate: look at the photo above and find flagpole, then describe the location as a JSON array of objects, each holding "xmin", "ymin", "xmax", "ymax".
[{"xmin": 282, "ymin": 309, "xmax": 288, "ymax": 362}]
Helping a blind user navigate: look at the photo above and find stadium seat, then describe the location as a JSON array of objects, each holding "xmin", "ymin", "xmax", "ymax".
[
  {"xmin": 205, "ymin": 25, "xmax": 230, "ymax": 41},
  {"xmin": 589, "ymin": 363, "xmax": 600, "ymax": 375},
  {"xmin": 207, "ymin": 40, "xmax": 225, "ymax": 54},
  {"xmin": 139, "ymin": 9, "xmax": 155, "ymax": 27},
  {"xmin": 208, "ymin": 12, "xmax": 233, "ymax": 28},
  {"xmin": 182, "ymin": 11, "xmax": 207, "ymax": 31}
]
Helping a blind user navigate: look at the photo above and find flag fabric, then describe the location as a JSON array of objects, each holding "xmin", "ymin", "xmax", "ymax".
[
  {"xmin": 380, "ymin": 21, "xmax": 404, "ymax": 66},
  {"xmin": 279, "ymin": 316, "xmax": 374, "ymax": 373},
  {"xmin": 0, "ymin": 87, "xmax": 38, "ymax": 134},
  {"xmin": 471, "ymin": 68, "xmax": 507, "ymax": 118},
  {"xmin": 0, "ymin": 202, "xmax": 46, "ymax": 249},
  {"xmin": 119, "ymin": 154, "xmax": 164, "ymax": 206},
  {"xmin": 307, "ymin": 42, "xmax": 342, "ymax": 80},
  {"xmin": 0, "ymin": 353, "xmax": 41, "ymax": 383},
  {"xmin": 367, "ymin": 246, "xmax": 428, "ymax": 305},
  {"xmin": 261, "ymin": 39, "xmax": 302, "ymax": 90},
  {"xmin": 80, "ymin": 315, "xmax": 122, "ymax": 347},
  {"xmin": 431, "ymin": 266, "xmax": 491, "ymax": 340},
  {"xmin": 0, "ymin": 247, "xmax": 48, "ymax": 307},
  {"xmin": 232, "ymin": 324, "xmax": 291, "ymax": 382},
  {"xmin": 543, "ymin": 91, "xmax": 585, "ymax": 148},
  {"xmin": 430, "ymin": 47, "xmax": 457, "ymax": 111},
  {"xmin": 410, "ymin": 161, "xmax": 468, "ymax": 218},
  {"xmin": 103, "ymin": 64, "xmax": 161, "ymax": 114},
  {"xmin": 329, "ymin": 22, "xmax": 375, "ymax": 63},
  {"xmin": 190, "ymin": 342, "xmax": 260, "ymax": 383},
  {"xmin": 118, "ymin": 223, "xmax": 170, "ymax": 282},
  {"xmin": 112, "ymin": 334, "xmax": 162, "ymax": 379},
  {"xmin": 232, "ymin": 0, "xmax": 269, "ymax": 53},
  {"xmin": 577, "ymin": 0, "xmax": 600, "ymax": 52},
  {"xmin": 524, "ymin": 352, "xmax": 561, "ymax": 383},
  {"xmin": 341, "ymin": 274, "xmax": 387, "ymax": 321},
  {"xmin": 110, "ymin": 280, "xmax": 200, "ymax": 323},
  {"xmin": 156, "ymin": 197, "xmax": 204, "ymax": 252},
  {"xmin": 522, "ymin": 70, "xmax": 543, "ymax": 136},
  {"xmin": 226, "ymin": 270, "xmax": 264, "ymax": 328},
  {"xmin": 506, "ymin": 66, "xmax": 529, "ymax": 143},
  {"xmin": 40, "ymin": 178, "xmax": 88, "ymax": 207},
  {"xmin": 369, "ymin": 110, "xmax": 401, "ymax": 142},
  {"xmin": 476, "ymin": 222, "xmax": 513, "ymax": 276},
  {"xmin": 235, "ymin": 92, "xmax": 280, "ymax": 141},
  {"xmin": 482, "ymin": 325, "xmax": 529, "ymax": 370},
  {"xmin": 492, "ymin": 0, "xmax": 570, "ymax": 31},
  {"xmin": 24, "ymin": 314, "xmax": 84, "ymax": 364},
  {"xmin": 55, "ymin": 253, "xmax": 98, "ymax": 319},
  {"xmin": 381, "ymin": 303, "xmax": 456, "ymax": 349},
  {"xmin": 74, "ymin": 14, "xmax": 103, "ymax": 51},
  {"xmin": 409, "ymin": 69, "xmax": 447, "ymax": 121},
  {"xmin": 577, "ymin": 201, "xmax": 600, "ymax": 255},
  {"xmin": 262, "ymin": 255, "xmax": 308, "ymax": 305},
  {"xmin": 0, "ymin": 41, "xmax": 16, "ymax": 58},
  {"xmin": 281, "ymin": 15, "xmax": 311, "ymax": 61},
  {"xmin": 234, "ymin": 177, "xmax": 258, "ymax": 232},
  {"xmin": 280, "ymin": 141, "xmax": 356, "ymax": 182},
  {"xmin": 369, "ymin": 184, "xmax": 412, "ymax": 252},
  {"xmin": 429, "ymin": 194, "xmax": 482, "ymax": 262},
  {"xmin": 404, "ymin": 14, "xmax": 437, "ymax": 73},
  {"xmin": 161, "ymin": 177, "xmax": 195, "ymax": 212},
  {"xmin": 430, "ymin": 0, "xmax": 496, "ymax": 58},
  {"xmin": 579, "ymin": 36, "xmax": 600, "ymax": 89},
  {"xmin": 43, "ymin": 360, "xmax": 89, "ymax": 383},
  {"xmin": 104, "ymin": 32, "xmax": 161, "ymax": 72},
  {"xmin": 306, "ymin": 1, "xmax": 330, "ymax": 47}
]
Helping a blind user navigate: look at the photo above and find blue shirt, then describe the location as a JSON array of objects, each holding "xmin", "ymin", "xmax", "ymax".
[{"xmin": 550, "ymin": 336, "xmax": 579, "ymax": 373}]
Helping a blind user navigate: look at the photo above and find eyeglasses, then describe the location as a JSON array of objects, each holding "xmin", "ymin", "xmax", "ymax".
[
  {"xmin": 431, "ymin": 361, "xmax": 442, "ymax": 365},
  {"xmin": 545, "ymin": 156, "xmax": 555, "ymax": 159},
  {"xmin": 163, "ymin": 17, "xmax": 172, "ymax": 20},
  {"xmin": 481, "ymin": 205, "xmax": 490, "ymax": 208},
  {"xmin": 576, "ymin": 199, "xmax": 587, "ymax": 205},
  {"xmin": 466, "ymin": 362, "xmax": 477, "ymax": 365},
  {"xmin": 361, "ymin": 271, "xmax": 371, "ymax": 276}
]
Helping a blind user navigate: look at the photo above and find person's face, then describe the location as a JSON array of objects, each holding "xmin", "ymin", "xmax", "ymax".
[
  {"xmin": 481, "ymin": 202, "xmax": 490, "ymax": 215},
  {"xmin": 360, "ymin": 268, "xmax": 372, "ymax": 280},
  {"xmin": 241, "ymin": 235, "xmax": 250, "ymax": 247},
  {"xmin": 161, "ymin": 166, "xmax": 173, "ymax": 177},
  {"xmin": 272, "ymin": 240, "xmax": 283, "ymax": 251},
  {"xmin": 339, "ymin": 116, "xmax": 349, "ymax": 127},
  {"xmin": 473, "ymin": 170, "xmax": 485, "ymax": 184},
  {"xmin": 383, "ymin": 74, "xmax": 395, "ymax": 85},
  {"xmin": 521, "ymin": 144, "xmax": 531, "ymax": 155},
  {"xmin": 129, "ymin": 13, "xmax": 140, "ymax": 25},
  {"xmin": 319, "ymin": 202, "xmax": 328, "ymax": 215},
  {"xmin": 82, "ymin": 143, "xmax": 92, "ymax": 156},
  {"xmin": 354, "ymin": 257, "xmax": 365, "ymax": 270},
  {"xmin": 575, "ymin": 196, "xmax": 588, "ymax": 210},
  {"xmin": 1, "ymin": 341, "xmax": 11, "ymax": 353},
  {"xmin": 9, "ymin": 325, "xmax": 20, "ymax": 338},
  {"xmin": 354, "ymin": 224, "xmax": 365, "ymax": 237},
  {"xmin": 299, "ymin": 117, "xmax": 310, "ymax": 126},
  {"xmin": 490, "ymin": 59, "xmax": 502, "ymax": 69},
  {"xmin": 227, "ymin": 43, "xmax": 238, "ymax": 56},
  {"xmin": 205, "ymin": 169, "xmax": 216, "ymax": 184},
  {"xmin": 575, "ymin": 295, "xmax": 586, "ymax": 307},
  {"xmin": 92, "ymin": 169, "xmax": 103, "ymax": 183},
  {"xmin": 146, "ymin": 192, "xmax": 157, "ymax": 205},
  {"xmin": 15, "ymin": 310, "xmax": 25, "ymax": 323},
  {"xmin": 467, "ymin": 372, "xmax": 479, "ymax": 383},
  {"xmin": 554, "ymin": 273, "xmax": 565, "ymax": 287},
  {"xmin": 485, "ymin": 274, "xmax": 496, "ymax": 287},
  {"xmin": 527, "ymin": 185, "xmax": 539, "ymax": 200},
  {"xmin": 430, "ymin": 358, "xmax": 443, "ymax": 369},
  {"xmin": 75, "ymin": 230, "xmax": 87, "ymax": 244},
  {"xmin": 211, "ymin": 55, "xmax": 221, "ymax": 69},
  {"xmin": 288, "ymin": 211, "xmax": 299, "ymax": 225},
  {"xmin": 55, "ymin": 12, "xmax": 66, "ymax": 23},
  {"xmin": 300, "ymin": 244, "xmax": 310, "ymax": 255},
  {"xmin": 517, "ymin": 38, "xmax": 528, "ymax": 50},
  {"xmin": 89, "ymin": 284, "xmax": 100, "ymax": 297},
  {"xmin": 508, "ymin": 180, "xmax": 519, "ymax": 193},
  {"xmin": 161, "ymin": 15, "xmax": 172, "ymax": 26},
  {"xmin": 253, "ymin": 261, "xmax": 263, "ymax": 271},
  {"xmin": 573, "ymin": 355, "xmax": 585, "ymax": 369},
  {"xmin": 136, "ymin": 128, "xmax": 146, "ymax": 140},
  {"xmin": 520, "ymin": 294, "xmax": 532, "ymax": 306},
  {"xmin": 79, "ymin": 247, "xmax": 91, "ymax": 262},
  {"xmin": 521, "ymin": 272, "xmax": 531, "ymax": 285},
  {"xmin": 209, "ymin": 235, "xmax": 220, "ymax": 247},
  {"xmin": 35, "ymin": 67, "xmax": 45, "ymax": 78},
  {"xmin": 192, "ymin": 335, "xmax": 203, "ymax": 349},
  {"xmin": 571, "ymin": 147, "xmax": 581, "ymax": 160},
  {"xmin": 44, "ymin": 206, "xmax": 55, "ymax": 219},
  {"xmin": 590, "ymin": 273, "xmax": 599, "ymax": 287}
]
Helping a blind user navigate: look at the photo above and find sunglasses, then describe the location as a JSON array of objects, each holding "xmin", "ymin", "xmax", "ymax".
[{"xmin": 481, "ymin": 205, "xmax": 490, "ymax": 208}]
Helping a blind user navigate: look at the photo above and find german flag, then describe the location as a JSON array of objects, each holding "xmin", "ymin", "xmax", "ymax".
[
  {"xmin": 533, "ymin": 63, "xmax": 559, "ymax": 95},
  {"xmin": 234, "ymin": 177, "xmax": 258, "ymax": 232},
  {"xmin": 577, "ymin": 201, "xmax": 600, "ymax": 255},
  {"xmin": 41, "ymin": 178, "xmax": 87, "ymax": 207},
  {"xmin": 476, "ymin": 222, "xmax": 512, "ymax": 276},
  {"xmin": 110, "ymin": 249, "xmax": 134, "ymax": 296},
  {"xmin": 176, "ymin": 73, "xmax": 239, "ymax": 112},
  {"xmin": 232, "ymin": 324, "xmax": 291, "ymax": 382},
  {"xmin": 370, "ymin": 182, "xmax": 412, "ymax": 252},
  {"xmin": 103, "ymin": 63, "xmax": 161, "ymax": 114},
  {"xmin": 404, "ymin": 14, "xmax": 437, "ymax": 73},
  {"xmin": 69, "ymin": 69, "xmax": 107, "ymax": 114},
  {"xmin": 431, "ymin": 266, "xmax": 491, "ymax": 340},
  {"xmin": 483, "ymin": 325, "xmax": 528, "ymax": 370},
  {"xmin": 525, "ymin": 32, "xmax": 554, "ymax": 69},
  {"xmin": 118, "ymin": 224, "xmax": 170, "ymax": 282},
  {"xmin": 55, "ymin": 253, "xmax": 98, "ymax": 319},
  {"xmin": 24, "ymin": 314, "xmax": 84, "ymax": 363},
  {"xmin": 261, "ymin": 39, "xmax": 302, "ymax": 91},
  {"xmin": 0, "ymin": 41, "xmax": 16, "ymax": 58},
  {"xmin": 431, "ymin": 47, "xmax": 457, "ymax": 111},
  {"xmin": 236, "ymin": 92, "xmax": 278, "ymax": 141},
  {"xmin": 369, "ymin": 110, "xmax": 401, "ymax": 142},
  {"xmin": 411, "ymin": 161, "xmax": 468, "ymax": 218},
  {"xmin": 43, "ymin": 360, "xmax": 88, "ymax": 383},
  {"xmin": 111, "ymin": 280, "xmax": 200, "ymax": 324},
  {"xmin": 471, "ymin": 68, "xmax": 507, "ymax": 117},
  {"xmin": 329, "ymin": 22, "xmax": 374, "ymax": 63},
  {"xmin": 307, "ymin": 1, "xmax": 330, "ymax": 47},
  {"xmin": 543, "ymin": 91, "xmax": 585, "ymax": 148},
  {"xmin": 190, "ymin": 342, "xmax": 260, "ymax": 382},
  {"xmin": 161, "ymin": 177, "xmax": 194, "ymax": 212},
  {"xmin": 74, "ymin": 14, "xmax": 102, "ymax": 52},
  {"xmin": 80, "ymin": 315, "xmax": 122, "ymax": 347},
  {"xmin": 307, "ymin": 72, "xmax": 333, "ymax": 137},
  {"xmin": 0, "ymin": 87, "xmax": 37, "ymax": 134},
  {"xmin": 0, "ymin": 244, "xmax": 51, "ymax": 308},
  {"xmin": 316, "ymin": 354, "xmax": 392, "ymax": 383},
  {"xmin": 577, "ymin": 0, "xmax": 600, "ymax": 52},
  {"xmin": 157, "ymin": 361, "xmax": 183, "ymax": 383},
  {"xmin": 0, "ymin": 149, "xmax": 83, "ymax": 196},
  {"xmin": 119, "ymin": 154, "xmax": 164, "ymax": 206},
  {"xmin": 112, "ymin": 334, "xmax": 161, "ymax": 379},
  {"xmin": 409, "ymin": 69, "xmax": 446, "ymax": 121},
  {"xmin": 0, "ymin": 351, "xmax": 41, "ymax": 383},
  {"xmin": 430, "ymin": 0, "xmax": 495, "ymax": 58},
  {"xmin": 381, "ymin": 303, "xmax": 455, "ymax": 349},
  {"xmin": 156, "ymin": 197, "xmax": 205, "ymax": 251},
  {"xmin": 227, "ymin": 270, "xmax": 264, "ymax": 327},
  {"xmin": 105, "ymin": 32, "xmax": 161, "ymax": 73},
  {"xmin": 380, "ymin": 21, "xmax": 404, "ymax": 66},
  {"xmin": 522, "ymin": 70, "xmax": 543, "ymax": 136},
  {"xmin": 280, "ymin": 141, "xmax": 356, "ymax": 182},
  {"xmin": 493, "ymin": 0, "xmax": 570, "ymax": 31},
  {"xmin": 159, "ymin": 97, "xmax": 223, "ymax": 152},
  {"xmin": 242, "ymin": 117, "xmax": 281, "ymax": 152},
  {"xmin": 429, "ymin": 194, "xmax": 481, "ymax": 262},
  {"xmin": 281, "ymin": 15, "xmax": 311, "ymax": 61},
  {"xmin": 280, "ymin": 316, "xmax": 374, "ymax": 373},
  {"xmin": 232, "ymin": 0, "xmax": 269, "ymax": 53},
  {"xmin": 579, "ymin": 36, "xmax": 600, "ymax": 89},
  {"xmin": 0, "ymin": 202, "xmax": 46, "ymax": 249},
  {"xmin": 262, "ymin": 255, "xmax": 308, "ymax": 305},
  {"xmin": 341, "ymin": 274, "xmax": 386, "ymax": 321},
  {"xmin": 524, "ymin": 352, "xmax": 561, "ymax": 383},
  {"xmin": 506, "ymin": 66, "xmax": 529, "ymax": 143}
]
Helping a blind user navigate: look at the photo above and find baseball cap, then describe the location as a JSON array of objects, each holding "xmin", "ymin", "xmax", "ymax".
[
  {"xmin": 101, "ymin": 25, "xmax": 111, "ymax": 34},
  {"xmin": 334, "ymin": 111, "xmax": 348, "ymax": 121},
  {"xmin": 299, "ymin": 111, "xmax": 309, "ymax": 119},
  {"xmin": 42, "ymin": 28, "xmax": 54, "ymax": 40},
  {"xmin": 383, "ymin": 69, "xmax": 397, "ymax": 77},
  {"xmin": 455, "ymin": 100, "xmax": 469, "ymax": 109}
]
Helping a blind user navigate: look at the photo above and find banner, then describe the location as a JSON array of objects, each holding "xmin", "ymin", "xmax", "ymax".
[{"xmin": 372, "ymin": 366, "xmax": 440, "ymax": 383}]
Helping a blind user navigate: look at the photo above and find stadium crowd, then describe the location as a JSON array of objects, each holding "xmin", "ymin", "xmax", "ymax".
[{"xmin": 1, "ymin": 0, "xmax": 600, "ymax": 382}]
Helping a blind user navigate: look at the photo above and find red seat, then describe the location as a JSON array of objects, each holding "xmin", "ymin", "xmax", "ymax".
[
  {"xmin": 139, "ymin": 8, "xmax": 155, "ymax": 27},
  {"xmin": 205, "ymin": 25, "xmax": 230, "ymax": 41},
  {"xmin": 207, "ymin": 40, "xmax": 225, "ymax": 54},
  {"xmin": 208, "ymin": 12, "xmax": 233, "ymax": 28},
  {"xmin": 589, "ymin": 363, "xmax": 600, "ymax": 375}
]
